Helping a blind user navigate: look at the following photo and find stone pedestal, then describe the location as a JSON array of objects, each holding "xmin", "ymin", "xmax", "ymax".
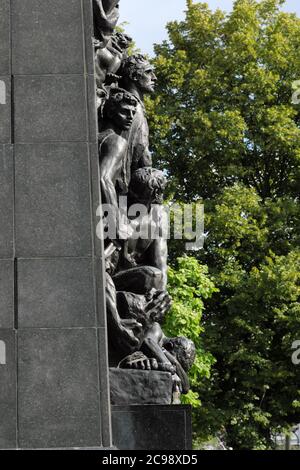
[
  {"xmin": 110, "ymin": 368, "xmax": 173, "ymax": 405},
  {"xmin": 112, "ymin": 405, "xmax": 192, "ymax": 450},
  {"xmin": 0, "ymin": 0, "xmax": 111, "ymax": 450}
]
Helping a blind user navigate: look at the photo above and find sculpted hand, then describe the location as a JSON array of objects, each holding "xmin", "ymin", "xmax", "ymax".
[
  {"xmin": 119, "ymin": 352, "xmax": 159, "ymax": 371},
  {"xmin": 157, "ymin": 362, "xmax": 176, "ymax": 374},
  {"xmin": 145, "ymin": 291, "xmax": 172, "ymax": 321}
]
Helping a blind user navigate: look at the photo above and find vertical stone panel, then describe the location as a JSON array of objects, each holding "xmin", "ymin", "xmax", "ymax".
[
  {"xmin": 0, "ymin": 145, "xmax": 13, "ymax": 258},
  {"xmin": 0, "ymin": 0, "xmax": 110, "ymax": 449},
  {"xmin": 18, "ymin": 328, "xmax": 101, "ymax": 448},
  {"xmin": 0, "ymin": 77, "xmax": 11, "ymax": 143},
  {"xmin": 11, "ymin": 0, "xmax": 84, "ymax": 75},
  {"xmin": 14, "ymin": 143, "xmax": 92, "ymax": 257},
  {"xmin": 0, "ymin": 260, "xmax": 14, "ymax": 329},
  {"xmin": 0, "ymin": 330, "xmax": 17, "ymax": 449},
  {"xmin": 18, "ymin": 258, "xmax": 95, "ymax": 328},
  {"xmin": 0, "ymin": 0, "xmax": 10, "ymax": 76},
  {"xmin": 0, "ymin": 2, "xmax": 15, "ymax": 450},
  {"xmin": 14, "ymin": 75, "xmax": 88, "ymax": 143}
]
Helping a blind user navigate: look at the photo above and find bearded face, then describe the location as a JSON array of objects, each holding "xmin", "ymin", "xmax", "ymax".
[{"xmin": 135, "ymin": 63, "xmax": 157, "ymax": 94}]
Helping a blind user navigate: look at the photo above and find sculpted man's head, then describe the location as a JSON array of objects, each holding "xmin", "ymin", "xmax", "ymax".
[
  {"xmin": 129, "ymin": 167, "xmax": 167, "ymax": 205},
  {"xmin": 165, "ymin": 337, "xmax": 196, "ymax": 372},
  {"xmin": 103, "ymin": 88, "xmax": 138, "ymax": 131},
  {"xmin": 120, "ymin": 54, "xmax": 157, "ymax": 96}
]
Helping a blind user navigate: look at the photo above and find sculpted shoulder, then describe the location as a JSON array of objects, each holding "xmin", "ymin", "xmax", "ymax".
[{"xmin": 100, "ymin": 132, "xmax": 128, "ymax": 157}]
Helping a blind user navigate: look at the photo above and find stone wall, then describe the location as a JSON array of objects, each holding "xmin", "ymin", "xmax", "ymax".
[{"xmin": 0, "ymin": 0, "xmax": 111, "ymax": 449}]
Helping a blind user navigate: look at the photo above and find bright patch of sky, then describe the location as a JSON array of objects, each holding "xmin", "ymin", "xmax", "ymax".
[{"xmin": 119, "ymin": 0, "xmax": 300, "ymax": 56}]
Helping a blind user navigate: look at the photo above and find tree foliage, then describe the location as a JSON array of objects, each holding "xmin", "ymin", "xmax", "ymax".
[
  {"xmin": 148, "ymin": 0, "xmax": 300, "ymax": 201},
  {"xmin": 165, "ymin": 257, "xmax": 217, "ymax": 407},
  {"xmin": 148, "ymin": 0, "xmax": 300, "ymax": 449}
]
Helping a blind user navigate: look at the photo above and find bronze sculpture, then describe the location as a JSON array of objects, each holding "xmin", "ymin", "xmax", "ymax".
[
  {"xmin": 93, "ymin": 0, "xmax": 120, "ymax": 48},
  {"xmin": 119, "ymin": 55, "xmax": 156, "ymax": 182},
  {"xmin": 94, "ymin": 0, "xmax": 195, "ymax": 401}
]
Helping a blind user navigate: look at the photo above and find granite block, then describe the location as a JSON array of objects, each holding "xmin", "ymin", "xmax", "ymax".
[
  {"xmin": 0, "ymin": 145, "xmax": 13, "ymax": 258},
  {"xmin": 15, "ymin": 143, "xmax": 92, "ymax": 257},
  {"xmin": 0, "ymin": 329, "xmax": 17, "ymax": 449},
  {"xmin": 110, "ymin": 369, "xmax": 173, "ymax": 406},
  {"xmin": 112, "ymin": 405, "xmax": 192, "ymax": 450},
  {"xmin": 0, "ymin": 76, "xmax": 11, "ymax": 143},
  {"xmin": 18, "ymin": 258, "xmax": 95, "ymax": 328},
  {"xmin": 82, "ymin": 0, "xmax": 95, "ymax": 75},
  {"xmin": 98, "ymin": 328, "xmax": 112, "ymax": 448},
  {"xmin": 0, "ymin": 261, "xmax": 14, "ymax": 329},
  {"xmin": 0, "ymin": 0, "xmax": 10, "ymax": 75},
  {"xmin": 12, "ymin": 0, "xmax": 84, "ymax": 75},
  {"xmin": 90, "ymin": 143, "xmax": 103, "ymax": 259},
  {"xmin": 14, "ymin": 75, "xmax": 88, "ymax": 143},
  {"xmin": 87, "ymin": 75, "xmax": 98, "ymax": 144},
  {"xmin": 95, "ymin": 256, "xmax": 107, "ymax": 328},
  {"xmin": 18, "ymin": 328, "xmax": 101, "ymax": 449}
]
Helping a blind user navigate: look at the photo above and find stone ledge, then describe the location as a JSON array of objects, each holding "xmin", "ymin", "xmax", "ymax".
[{"xmin": 110, "ymin": 368, "xmax": 173, "ymax": 405}]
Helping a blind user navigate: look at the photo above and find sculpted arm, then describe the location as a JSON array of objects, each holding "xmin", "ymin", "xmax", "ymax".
[
  {"xmin": 93, "ymin": 0, "xmax": 119, "ymax": 16},
  {"xmin": 99, "ymin": 136, "xmax": 126, "ymax": 210},
  {"xmin": 145, "ymin": 237, "xmax": 168, "ymax": 291},
  {"xmin": 141, "ymin": 323, "xmax": 175, "ymax": 373},
  {"xmin": 149, "ymin": 205, "xmax": 168, "ymax": 289}
]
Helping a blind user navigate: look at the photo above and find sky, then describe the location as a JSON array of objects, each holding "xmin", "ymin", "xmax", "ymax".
[{"xmin": 119, "ymin": 0, "xmax": 300, "ymax": 55}]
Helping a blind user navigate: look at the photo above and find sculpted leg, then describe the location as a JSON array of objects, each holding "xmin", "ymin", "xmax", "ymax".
[{"xmin": 106, "ymin": 273, "xmax": 142, "ymax": 352}]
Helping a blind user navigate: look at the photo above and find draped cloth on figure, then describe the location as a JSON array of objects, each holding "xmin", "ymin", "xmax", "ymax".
[
  {"xmin": 93, "ymin": 0, "xmax": 120, "ymax": 47},
  {"xmin": 121, "ymin": 99, "xmax": 152, "ymax": 193}
]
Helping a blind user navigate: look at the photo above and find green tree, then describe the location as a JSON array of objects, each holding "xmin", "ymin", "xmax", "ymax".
[
  {"xmin": 148, "ymin": 0, "xmax": 300, "ymax": 202},
  {"xmin": 197, "ymin": 186, "xmax": 300, "ymax": 449},
  {"xmin": 147, "ymin": 0, "xmax": 300, "ymax": 449},
  {"xmin": 165, "ymin": 257, "xmax": 217, "ymax": 407}
]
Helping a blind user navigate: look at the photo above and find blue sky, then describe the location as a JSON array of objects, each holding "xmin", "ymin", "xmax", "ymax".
[{"xmin": 120, "ymin": 0, "xmax": 300, "ymax": 55}]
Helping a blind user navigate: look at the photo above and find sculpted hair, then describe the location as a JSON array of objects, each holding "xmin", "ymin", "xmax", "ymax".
[
  {"xmin": 130, "ymin": 167, "xmax": 167, "ymax": 195},
  {"xmin": 120, "ymin": 54, "xmax": 150, "ymax": 81},
  {"xmin": 103, "ymin": 88, "xmax": 137, "ymax": 120},
  {"xmin": 171, "ymin": 337, "xmax": 196, "ymax": 371}
]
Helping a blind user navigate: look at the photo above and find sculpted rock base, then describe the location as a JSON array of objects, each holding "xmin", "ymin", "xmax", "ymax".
[{"xmin": 110, "ymin": 368, "xmax": 173, "ymax": 405}]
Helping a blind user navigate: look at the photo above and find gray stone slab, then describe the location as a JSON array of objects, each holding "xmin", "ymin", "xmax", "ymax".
[
  {"xmin": 98, "ymin": 328, "xmax": 112, "ymax": 448},
  {"xmin": 15, "ymin": 143, "xmax": 92, "ymax": 257},
  {"xmin": 0, "ymin": 329, "xmax": 17, "ymax": 449},
  {"xmin": 112, "ymin": 405, "xmax": 192, "ymax": 450},
  {"xmin": 18, "ymin": 328, "xmax": 101, "ymax": 449},
  {"xmin": 12, "ymin": 0, "xmax": 84, "ymax": 75},
  {"xmin": 82, "ymin": 0, "xmax": 96, "ymax": 75},
  {"xmin": 0, "ymin": 77, "xmax": 11, "ymax": 143},
  {"xmin": 14, "ymin": 75, "xmax": 88, "ymax": 143},
  {"xmin": 90, "ymin": 143, "xmax": 104, "ymax": 259},
  {"xmin": 18, "ymin": 258, "xmax": 96, "ymax": 328},
  {"xmin": 95, "ymin": 257, "xmax": 107, "ymax": 328},
  {"xmin": 0, "ymin": 0, "xmax": 10, "ymax": 75},
  {"xmin": 0, "ymin": 261, "xmax": 14, "ymax": 329},
  {"xmin": 110, "ymin": 368, "xmax": 173, "ymax": 406},
  {"xmin": 0, "ymin": 145, "xmax": 13, "ymax": 258},
  {"xmin": 87, "ymin": 75, "xmax": 98, "ymax": 144}
]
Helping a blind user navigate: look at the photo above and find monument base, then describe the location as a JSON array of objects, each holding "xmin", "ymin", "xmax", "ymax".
[
  {"xmin": 110, "ymin": 368, "xmax": 173, "ymax": 405},
  {"xmin": 112, "ymin": 405, "xmax": 192, "ymax": 450}
]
